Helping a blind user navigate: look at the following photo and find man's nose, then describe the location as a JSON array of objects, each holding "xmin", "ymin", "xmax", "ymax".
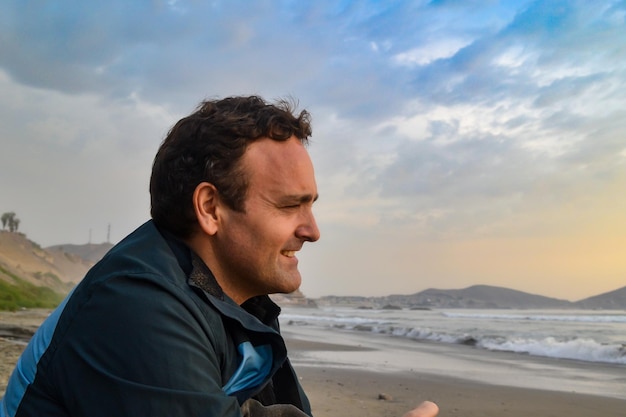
[{"xmin": 296, "ymin": 209, "xmax": 320, "ymax": 242}]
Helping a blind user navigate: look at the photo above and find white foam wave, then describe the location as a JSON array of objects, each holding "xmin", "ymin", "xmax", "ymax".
[
  {"xmin": 386, "ymin": 326, "xmax": 626, "ymax": 364},
  {"xmin": 282, "ymin": 313, "xmax": 378, "ymax": 325},
  {"xmin": 282, "ymin": 308, "xmax": 626, "ymax": 365},
  {"xmin": 479, "ymin": 336, "xmax": 626, "ymax": 364},
  {"xmin": 286, "ymin": 318, "xmax": 626, "ymax": 365},
  {"xmin": 442, "ymin": 312, "xmax": 626, "ymax": 323}
]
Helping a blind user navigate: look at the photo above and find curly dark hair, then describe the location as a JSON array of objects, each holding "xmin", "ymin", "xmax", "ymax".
[{"xmin": 149, "ymin": 95, "xmax": 312, "ymax": 239}]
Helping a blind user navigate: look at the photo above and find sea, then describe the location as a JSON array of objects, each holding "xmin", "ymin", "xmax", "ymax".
[{"xmin": 281, "ymin": 306, "xmax": 626, "ymax": 400}]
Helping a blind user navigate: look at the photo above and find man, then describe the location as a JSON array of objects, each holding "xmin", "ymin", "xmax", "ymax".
[{"xmin": 1, "ymin": 96, "xmax": 437, "ymax": 417}]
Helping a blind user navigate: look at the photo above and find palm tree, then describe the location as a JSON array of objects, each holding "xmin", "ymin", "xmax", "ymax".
[
  {"xmin": 1, "ymin": 212, "xmax": 20, "ymax": 232},
  {"xmin": 1, "ymin": 212, "xmax": 14, "ymax": 230},
  {"xmin": 10, "ymin": 218, "xmax": 20, "ymax": 232}
]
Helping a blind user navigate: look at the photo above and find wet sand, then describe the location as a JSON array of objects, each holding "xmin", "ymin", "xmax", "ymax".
[
  {"xmin": 286, "ymin": 331, "xmax": 626, "ymax": 417},
  {"xmin": 296, "ymin": 365, "xmax": 626, "ymax": 417}
]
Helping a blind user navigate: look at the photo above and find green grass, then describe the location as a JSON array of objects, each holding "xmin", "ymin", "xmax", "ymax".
[
  {"xmin": 33, "ymin": 271, "xmax": 63, "ymax": 284},
  {"xmin": 0, "ymin": 266, "xmax": 64, "ymax": 311}
]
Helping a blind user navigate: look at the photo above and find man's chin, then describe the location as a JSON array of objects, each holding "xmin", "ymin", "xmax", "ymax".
[{"xmin": 274, "ymin": 274, "xmax": 302, "ymax": 295}]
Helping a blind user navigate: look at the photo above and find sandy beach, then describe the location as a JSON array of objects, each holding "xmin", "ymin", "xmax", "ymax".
[
  {"xmin": 283, "ymin": 333, "xmax": 626, "ymax": 417},
  {"xmin": 295, "ymin": 358, "xmax": 626, "ymax": 417},
  {"xmin": 1, "ymin": 309, "xmax": 625, "ymax": 416}
]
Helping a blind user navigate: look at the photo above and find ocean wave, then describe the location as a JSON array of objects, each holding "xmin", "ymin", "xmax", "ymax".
[
  {"xmin": 478, "ymin": 336, "xmax": 626, "ymax": 364},
  {"xmin": 282, "ymin": 306, "xmax": 626, "ymax": 365},
  {"xmin": 370, "ymin": 324, "xmax": 626, "ymax": 364},
  {"xmin": 284, "ymin": 316, "xmax": 626, "ymax": 365},
  {"xmin": 442, "ymin": 312, "xmax": 626, "ymax": 323}
]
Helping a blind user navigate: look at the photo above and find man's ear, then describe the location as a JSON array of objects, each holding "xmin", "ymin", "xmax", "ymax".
[{"xmin": 192, "ymin": 182, "xmax": 220, "ymax": 236}]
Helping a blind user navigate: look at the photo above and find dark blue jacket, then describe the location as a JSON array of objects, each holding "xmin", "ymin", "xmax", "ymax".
[{"xmin": 1, "ymin": 221, "xmax": 311, "ymax": 416}]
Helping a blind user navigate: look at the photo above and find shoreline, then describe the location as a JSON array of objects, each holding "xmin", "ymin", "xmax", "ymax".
[
  {"xmin": 281, "ymin": 321, "xmax": 626, "ymax": 401},
  {"xmin": 285, "ymin": 333, "xmax": 626, "ymax": 417}
]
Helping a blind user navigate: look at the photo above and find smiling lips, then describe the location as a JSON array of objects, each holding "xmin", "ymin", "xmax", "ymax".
[{"xmin": 281, "ymin": 250, "xmax": 297, "ymax": 258}]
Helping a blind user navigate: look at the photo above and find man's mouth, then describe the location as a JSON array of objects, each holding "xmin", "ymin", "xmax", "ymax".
[{"xmin": 281, "ymin": 250, "xmax": 297, "ymax": 258}]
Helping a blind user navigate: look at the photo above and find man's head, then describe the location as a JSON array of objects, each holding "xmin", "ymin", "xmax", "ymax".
[
  {"xmin": 150, "ymin": 96, "xmax": 320, "ymax": 303},
  {"xmin": 150, "ymin": 96, "xmax": 312, "ymax": 239}
]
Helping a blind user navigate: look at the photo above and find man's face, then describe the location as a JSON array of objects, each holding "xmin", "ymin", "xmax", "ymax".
[{"xmin": 211, "ymin": 136, "xmax": 320, "ymax": 303}]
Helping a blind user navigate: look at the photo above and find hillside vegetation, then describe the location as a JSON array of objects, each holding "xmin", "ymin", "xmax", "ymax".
[
  {"xmin": 0, "ymin": 230, "xmax": 112, "ymax": 311},
  {"xmin": 0, "ymin": 265, "xmax": 64, "ymax": 310}
]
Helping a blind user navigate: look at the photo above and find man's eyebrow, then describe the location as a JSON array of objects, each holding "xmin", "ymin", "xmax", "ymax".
[{"xmin": 280, "ymin": 193, "xmax": 319, "ymax": 204}]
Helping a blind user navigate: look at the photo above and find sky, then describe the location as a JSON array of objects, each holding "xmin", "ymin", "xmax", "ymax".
[{"xmin": 1, "ymin": 0, "xmax": 625, "ymax": 301}]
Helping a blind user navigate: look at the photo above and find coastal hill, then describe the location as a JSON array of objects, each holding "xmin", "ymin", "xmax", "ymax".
[
  {"xmin": 47, "ymin": 243, "xmax": 114, "ymax": 264},
  {"xmin": 390, "ymin": 285, "xmax": 573, "ymax": 309},
  {"xmin": 0, "ymin": 230, "xmax": 623, "ymax": 310},
  {"xmin": 574, "ymin": 286, "xmax": 626, "ymax": 309},
  {"xmin": 0, "ymin": 230, "xmax": 113, "ymax": 309},
  {"xmin": 316, "ymin": 284, "xmax": 626, "ymax": 310},
  {"xmin": 0, "ymin": 230, "xmax": 108, "ymax": 293}
]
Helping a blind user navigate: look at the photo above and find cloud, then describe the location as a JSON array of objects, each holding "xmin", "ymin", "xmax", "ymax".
[
  {"xmin": 1, "ymin": 0, "xmax": 625, "ymax": 299},
  {"xmin": 304, "ymin": 0, "xmax": 625, "ymax": 242},
  {"xmin": 0, "ymin": 69, "xmax": 173, "ymax": 244}
]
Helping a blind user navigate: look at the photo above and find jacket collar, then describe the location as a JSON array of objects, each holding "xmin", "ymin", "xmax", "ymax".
[{"xmin": 159, "ymin": 226, "xmax": 281, "ymax": 326}]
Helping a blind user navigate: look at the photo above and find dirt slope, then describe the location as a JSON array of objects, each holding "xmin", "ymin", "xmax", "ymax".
[{"xmin": 0, "ymin": 231, "xmax": 98, "ymax": 294}]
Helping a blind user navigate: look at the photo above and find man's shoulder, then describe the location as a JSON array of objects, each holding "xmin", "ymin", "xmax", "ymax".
[{"xmin": 84, "ymin": 220, "xmax": 183, "ymax": 284}]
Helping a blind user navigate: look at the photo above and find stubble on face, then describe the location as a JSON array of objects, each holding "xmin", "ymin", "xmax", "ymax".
[{"xmin": 210, "ymin": 136, "xmax": 320, "ymax": 304}]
